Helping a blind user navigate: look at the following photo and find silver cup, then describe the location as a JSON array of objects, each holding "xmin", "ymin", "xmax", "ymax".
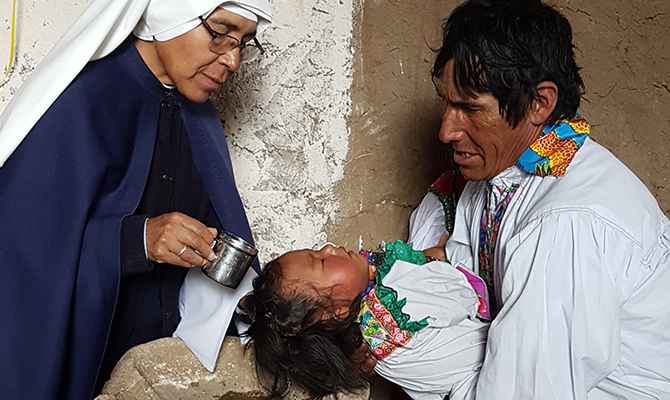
[{"xmin": 202, "ymin": 231, "xmax": 258, "ymax": 288}]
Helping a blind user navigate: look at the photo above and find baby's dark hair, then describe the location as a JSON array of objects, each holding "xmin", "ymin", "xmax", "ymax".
[{"xmin": 243, "ymin": 258, "xmax": 368, "ymax": 399}]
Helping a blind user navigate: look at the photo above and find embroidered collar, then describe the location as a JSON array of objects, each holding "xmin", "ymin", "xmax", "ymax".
[
  {"xmin": 358, "ymin": 241, "xmax": 430, "ymax": 333},
  {"xmin": 516, "ymin": 115, "xmax": 589, "ymax": 177}
]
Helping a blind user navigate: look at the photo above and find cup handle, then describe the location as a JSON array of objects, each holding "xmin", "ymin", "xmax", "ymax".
[{"xmin": 195, "ymin": 237, "xmax": 219, "ymax": 257}]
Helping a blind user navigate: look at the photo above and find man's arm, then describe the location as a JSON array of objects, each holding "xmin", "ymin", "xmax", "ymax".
[
  {"xmin": 409, "ymin": 192, "xmax": 450, "ymax": 251},
  {"xmin": 476, "ymin": 211, "xmax": 629, "ymax": 400}
]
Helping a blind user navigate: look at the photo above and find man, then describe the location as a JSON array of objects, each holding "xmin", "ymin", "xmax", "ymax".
[{"xmin": 414, "ymin": 0, "xmax": 670, "ymax": 398}]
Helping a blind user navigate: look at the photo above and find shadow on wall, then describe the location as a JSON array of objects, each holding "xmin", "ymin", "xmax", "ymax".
[{"xmin": 330, "ymin": 0, "xmax": 457, "ymax": 250}]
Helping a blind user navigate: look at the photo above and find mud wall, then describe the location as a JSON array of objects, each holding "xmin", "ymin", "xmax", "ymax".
[{"xmin": 565, "ymin": 0, "xmax": 670, "ymax": 215}]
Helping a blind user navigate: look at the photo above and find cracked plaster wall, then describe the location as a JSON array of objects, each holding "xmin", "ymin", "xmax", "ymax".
[{"xmin": 212, "ymin": 0, "xmax": 354, "ymax": 261}]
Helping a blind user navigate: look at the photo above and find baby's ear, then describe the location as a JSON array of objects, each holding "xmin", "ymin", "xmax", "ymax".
[{"xmin": 331, "ymin": 305, "xmax": 351, "ymax": 320}]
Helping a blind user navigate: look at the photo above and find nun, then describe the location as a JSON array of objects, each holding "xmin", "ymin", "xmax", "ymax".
[{"xmin": 0, "ymin": 0, "xmax": 271, "ymax": 398}]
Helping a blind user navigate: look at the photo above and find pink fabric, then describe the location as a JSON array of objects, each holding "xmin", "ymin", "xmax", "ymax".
[{"xmin": 456, "ymin": 266, "xmax": 490, "ymax": 320}]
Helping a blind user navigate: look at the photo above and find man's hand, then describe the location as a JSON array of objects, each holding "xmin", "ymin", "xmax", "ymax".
[
  {"xmin": 146, "ymin": 212, "xmax": 218, "ymax": 267},
  {"xmin": 352, "ymin": 338, "xmax": 377, "ymax": 377},
  {"xmin": 422, "ymin": 234, "xmax": 448, "ymax": 261}
]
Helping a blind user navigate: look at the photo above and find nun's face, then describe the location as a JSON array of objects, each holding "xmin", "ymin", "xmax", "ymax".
[{"xmin": 154, "ymin": 8, "xmax": 258, "ymax": 102}]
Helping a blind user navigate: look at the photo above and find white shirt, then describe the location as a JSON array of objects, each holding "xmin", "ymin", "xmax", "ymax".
[
  {"xmin": 371, "ymin": 260, "xmax": 489, "ymax": 400},
  {"xmin": 410, "ymin": 138, "xmax": 670, "ymax": 399}
]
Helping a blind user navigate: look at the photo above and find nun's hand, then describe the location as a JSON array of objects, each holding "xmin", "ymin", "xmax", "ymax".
[{"xmin": 146, "ymin": 212, "xmax": 218, "ymax": 268}]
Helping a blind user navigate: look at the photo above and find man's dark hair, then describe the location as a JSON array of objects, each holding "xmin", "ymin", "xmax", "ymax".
[
  {"xmin": 243, "ymin": 260, "xmax": 367, "ymax": 399},
  {"xmin": 432, "ymin": 0, "xmax": 584, "ymax": 127}
]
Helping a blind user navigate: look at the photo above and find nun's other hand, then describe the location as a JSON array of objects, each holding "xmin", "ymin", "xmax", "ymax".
[
  {"xmin": 146, "ymin": 212, "xmax": 218, "ymax": 268},
  {"xmin": 352, "ymin": 338, "xmax": 377, "ymax": 377}
]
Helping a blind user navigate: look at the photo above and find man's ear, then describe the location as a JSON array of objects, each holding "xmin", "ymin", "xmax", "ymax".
[{"xmin": 530, "ymin": 81, "xmax": 558, "ymax": 125}]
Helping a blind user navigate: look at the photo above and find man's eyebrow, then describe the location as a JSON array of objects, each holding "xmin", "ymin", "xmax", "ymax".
[
  {"xmin": 452, "ymin": 99, "xmax": 479, "ymax": 109},
  {"xmin": 442, "ymin": 94, "xmax": 479, "ymax": 109}
]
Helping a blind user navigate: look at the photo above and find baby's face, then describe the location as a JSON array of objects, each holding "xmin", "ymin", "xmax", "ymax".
[{"xmin": 277, "ymin": 245, "xmax": 374, "ymax": 309}]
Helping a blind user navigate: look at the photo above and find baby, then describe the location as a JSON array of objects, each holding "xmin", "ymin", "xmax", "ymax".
[{"xmin": 241, "ymin": 240, "xmax": 490, "ymax": 400}]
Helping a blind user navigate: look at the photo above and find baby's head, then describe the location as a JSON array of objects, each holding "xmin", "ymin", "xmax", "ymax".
[{"xmin": 244, "ymin": 245, "xmax": 374, "ymax": 398}]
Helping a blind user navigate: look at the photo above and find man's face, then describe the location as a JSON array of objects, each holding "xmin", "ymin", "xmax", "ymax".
[
  {"xmin": 154, "ymin": 8, "xmax": 257, "ymax": 103},
  {"xmin": 436, "ymin": 61, "xmax": 542, "ymax": 181}
]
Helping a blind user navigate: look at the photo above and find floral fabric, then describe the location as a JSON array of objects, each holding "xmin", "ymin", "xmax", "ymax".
[
  {"xmin": 516, "ymin": 115, "xmax": 590, "ymax": 177},
  {"xmin": 359, "ymin": 289, "xmax": 416, "ymax": 360}
]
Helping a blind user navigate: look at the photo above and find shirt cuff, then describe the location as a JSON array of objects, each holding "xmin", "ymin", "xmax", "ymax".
[{"xmin": 120, "ymin": 215, "xmax": 154, "ymax": 277}]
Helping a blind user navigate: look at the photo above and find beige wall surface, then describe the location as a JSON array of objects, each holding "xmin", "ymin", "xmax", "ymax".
[{"xmin": 564, "ymin": 0, "xmax": 670, "ymax": 216}]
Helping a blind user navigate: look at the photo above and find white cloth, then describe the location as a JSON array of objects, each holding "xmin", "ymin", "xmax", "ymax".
[
  {"xmin": 371, "ymin": 259, "xmax": 489, "ymax": 400},
  {"xmin": 409, "ymin": 192, "xmax": 449, "ymax": 252},
  {"xmin": 412, "ymin": 137, "xmax": 670, "ymax": 399},
  {"xmin": 0, "ymin": 0, "xmax": 271, "ymax": 167},
  {"xmin": 174, "ymin": 267, "xmax": 256, "ymax": 372}
]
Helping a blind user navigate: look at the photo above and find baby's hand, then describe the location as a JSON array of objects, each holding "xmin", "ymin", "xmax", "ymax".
[
  {"xmin": 352, "ymin": 338, "xmax": 377, "ymax": 377},
  {"xmin": 422, "ymin": 235, "xmax": 448, "ymax": 261}
]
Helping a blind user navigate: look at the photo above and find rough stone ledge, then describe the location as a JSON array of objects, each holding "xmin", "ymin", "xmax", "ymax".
[{"xmin": 96, "ymin": 336, "xmax": 370, "ymax": 400}]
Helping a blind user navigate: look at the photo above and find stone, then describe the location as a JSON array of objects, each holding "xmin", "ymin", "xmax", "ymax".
[{"xmin": 96, "ymin": 336, "xmax": 370, "ymax": 400}]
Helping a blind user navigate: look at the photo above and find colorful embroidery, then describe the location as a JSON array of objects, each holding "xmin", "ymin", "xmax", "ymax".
[
  {"xmin": 516, "ymin": 115, "xmax": 590, "ymax": 177},
  {"xmin": 358, "ymin": 241, "xmax": 490, "ymax": 358},
  {"xmin": 427, "ymin": 170, "xmax": 468, "ymax": 234},
  {"xmin": 357, "ymin": 241, "xmax": 429, "ymax": 359},
  {"xmin": 478, "ymin": 182, "xmax": 519, "ymax": 318},
  {"xmin": 359, "ymin": 288, "xmax": 416, "ymax": 360}
]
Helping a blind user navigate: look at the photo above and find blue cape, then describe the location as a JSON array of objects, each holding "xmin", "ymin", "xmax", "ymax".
[{"xmin": 0, "ymin": 40, "xmax": 255, "ymax": 399}]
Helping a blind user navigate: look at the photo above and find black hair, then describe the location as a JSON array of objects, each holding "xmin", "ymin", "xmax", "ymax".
[
  {"xmin": 432, "ymin": 0, "xmax": 584, "ymax": 127},
  {"xmin": 243, "ymin": 259, "xmax": 367, "ymax": 399}
]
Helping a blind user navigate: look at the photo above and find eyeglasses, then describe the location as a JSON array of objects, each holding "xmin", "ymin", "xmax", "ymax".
[{"xmin": 199, "ymin": 16, "xmax": 265, "ymax": 63}]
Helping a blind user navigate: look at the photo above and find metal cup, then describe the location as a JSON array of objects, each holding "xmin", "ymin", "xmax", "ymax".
[{"xmin": 202, "ymin": 231, "xmax": 258, "ymax": 289}]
